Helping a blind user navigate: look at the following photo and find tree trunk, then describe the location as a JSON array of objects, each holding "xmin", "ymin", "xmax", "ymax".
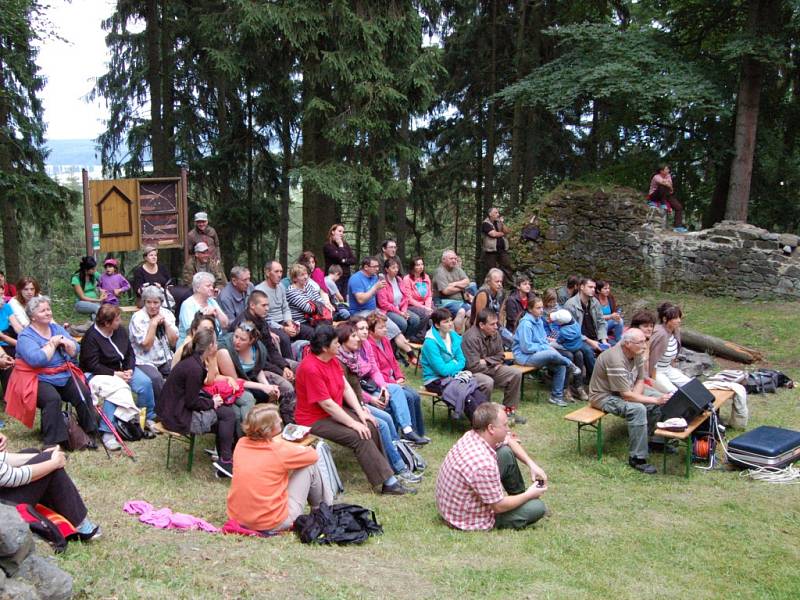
[
  {"xmin": 725, "ymin": 0, "xmax": 765, "ymax": 222},
  {"xmin": 160, "ymin": 0, "xmax": 176, "ymax": 175},
  {"xmin": 681, "ymin": 328, "xmax": 762, "ymax": 364},
  {"xmin": 146, "ymin": 0, "xmax": 166, "ymax": 175},
  {"xmin": 0, "ymin": 64, "xmax": 20, "ymax": 281},
  {"xmin": 279, "ymin": 115, "xmax": 292, "ymax": 269},
  {"xmin": 508, "ymin": 0, "xmax": 528, "ymax": 210},
  {"xmin": 245, "ymin": 89, "xmax": 254, "ymax": 270},
  {"xmin": 396, "ymin": 118, "xmax": 410, "ymax": 264},
  {"xmin": 481, "ymin": 0, "xmax": 498, "ymax": 213}
]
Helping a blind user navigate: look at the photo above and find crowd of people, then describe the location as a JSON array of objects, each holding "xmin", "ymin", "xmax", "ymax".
[{"xmin": 0, "ymin": 204, "xmax": 711, "ymax": 537}]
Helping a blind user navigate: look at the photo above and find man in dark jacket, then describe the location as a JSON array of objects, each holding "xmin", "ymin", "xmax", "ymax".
[{"xmin": 461, "ymin": 309, "xmax": 524, "ymax": 424}]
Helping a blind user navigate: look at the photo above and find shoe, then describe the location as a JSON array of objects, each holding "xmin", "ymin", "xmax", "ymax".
[
  {"xmin": 570, "ymin": 364, "xmax": 582, "ymax": 376},
  {"xmin": 204, "ymin": 448, "xmax": 219, "ymax": 460},
  {"xmin": 563, "ymin": 389, "xmax": 576, "ymax": 403},
  {"xmin": 213, "ymin": 460, "xmax": 233, "ymax": 479},
  {"xmin": 649, "ymin": 442, "xmax": 677, "ymax": 455},
  {"xmin": 397, "ymin": 469, "xmax": 423, "ymax": 484},
  {"xmin": 146, "ymin": 419, "xmax": 161, "ymax": 434},
  {"xmin": 402, "ymin": 430, "xmax": 430, "ymax": 445},
  {"xmin": 407, "ymin": 355, "xmax": 419, "ymax": 366},
  {"xmin": 381, "ymin": 481, "xmax": 417, "ymax": 495},
  {"xmin": 574, "ymin": 386, "xmax": 589, "ymax": 402},
  {"xmin": 510, "ymin": 412, "xmax": 527, "ymax": 425},
  {"xmin": 102, "ymin": 433, "xmax": 121, "ymax": 452},
  {"xmin": 548, "ymin": 395, "xmax": 569, "ymax": 407},
  {"xmin": 76, "ymin": 519, "xmax": 102, "ymax": 541},
  {"xmin": 628, "ymin": 457, "xmax": 657, "ymax": 474},
  {"xmin": 673, "ymin": 226, "xmax": 688, "ymax": 233}
]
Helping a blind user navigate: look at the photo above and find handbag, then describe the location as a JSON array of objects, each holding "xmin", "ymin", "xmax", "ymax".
[
  {"xmin": 521, "ymin": 215, "xmax": 540, "ymax": 241},
  {"xmin": 62, "ymin": 407, "xmax": 91, "ymax": 451}
]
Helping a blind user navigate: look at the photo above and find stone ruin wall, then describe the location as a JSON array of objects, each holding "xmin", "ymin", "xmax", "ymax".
[{"xmin": 508, "ymin": 184, "xmax": 800, "ymax": 299}]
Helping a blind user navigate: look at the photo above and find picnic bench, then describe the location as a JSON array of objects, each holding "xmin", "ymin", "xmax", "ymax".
[{"xmin": 504, "ymin": 351, "xmax": 542, "ymax": 403}]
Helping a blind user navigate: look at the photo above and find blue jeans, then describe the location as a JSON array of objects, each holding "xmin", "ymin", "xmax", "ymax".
[
  {"xmin": 74, "ymin": 300, "xmax": 99, "ymax": 316},
  {"xmin": 386, "ymin": 383, "xmax": 425, "ymax": 435},
  {"xmin": 579, "ymin": 343, "xmax": 596, "ymax": 378},
  {"xmin": 606, "ymin": 319, "xmax": 624, "ymax": 345},
  {"xmin": 516, "ymin": 348, "xmax": 574, "ymax": 399},
  {"xmin": 386, "ymin": 311, "xmax": 422, "ymax": 341},
  {"xmin": 366, "ymin": 405, "xmax": 405, "ymax": 473}
]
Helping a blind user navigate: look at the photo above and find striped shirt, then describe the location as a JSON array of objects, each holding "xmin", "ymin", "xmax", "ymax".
[
  {"xmin": 656, "ymin": 335, "xmax": 679, "ymax": 369},
  {"xmin": 0, "ymin": 452, "xmax": 33, "ymax": 488},
  {"xmin": 286, "ymin": 283, "xmax": 322, "ymax": 324},
  {"xmin": 589, "ymin": 343, "xmax": 646, "ymax": 408}
]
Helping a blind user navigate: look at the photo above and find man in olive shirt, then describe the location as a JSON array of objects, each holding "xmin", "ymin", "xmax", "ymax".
[
  {"xmin": 434, "ymin": 249, "xmax": 473, "ymax": 332},
  {"xmin": 461, "ymin": 309, "xmax": 525, "ymax": 424},
  {"xmin": 589, "ymin": 328, "xmax": 669, "ymax": 474}
]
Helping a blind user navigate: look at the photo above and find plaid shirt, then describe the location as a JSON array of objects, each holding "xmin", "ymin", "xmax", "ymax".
[{"xmin": 435, "ymin": 430, "xmax": 504, "ymax": 530}]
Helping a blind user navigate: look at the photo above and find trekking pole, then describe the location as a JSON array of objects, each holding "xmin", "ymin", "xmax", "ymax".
[{"xmin": 60, "ymin": 348, "xmax": 136, "ymax": 461}]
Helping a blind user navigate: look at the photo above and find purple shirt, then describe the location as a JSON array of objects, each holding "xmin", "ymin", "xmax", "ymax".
[{"xmin": 98, "ymin": 273, "xmax": 131, "ymax": 305}]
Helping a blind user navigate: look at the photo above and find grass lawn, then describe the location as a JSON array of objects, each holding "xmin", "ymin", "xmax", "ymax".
[{"xmin": 4, "ymin": 290, "xmax": 800, "ymax": 599}]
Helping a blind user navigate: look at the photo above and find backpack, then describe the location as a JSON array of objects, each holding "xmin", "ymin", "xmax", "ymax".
[
  {"xmin": 293, "ymin": 502, "xmax": 383, "ymax": 545},
  {"xmin": 62, "ymin": 407, "xmax": 91, "ymax": 451},
  {"xmin": 752, "ymin": 368, "xmax": 793, "ymax": 389},
  {"xmin": 744, "ymin": 370, "xmax": 778, "ymax": 394},
  {"xmin": 315, "ymin": 441, "xmax": 344, "ymax": 498},
  {"xmin": 115, "ymin": 417, "xmax": 146, "ymax": 441},
  {"xmin": 393, "ymin": 439, "xmax": 427, "ymax": 473},
  {"xmin": 8, "ymin": 502, "xmax": 78, "ymax": 553}
]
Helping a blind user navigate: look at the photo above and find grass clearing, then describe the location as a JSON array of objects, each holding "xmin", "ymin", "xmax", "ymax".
[{"xmin": 4, "ymin": 289, "xmax": 800, "ymax": 599}]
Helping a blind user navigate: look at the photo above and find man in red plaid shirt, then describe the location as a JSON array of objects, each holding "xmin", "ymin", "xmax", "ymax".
[{"xmin": 435, "ymin": 403, "xmax": 548, "ymax": 530}]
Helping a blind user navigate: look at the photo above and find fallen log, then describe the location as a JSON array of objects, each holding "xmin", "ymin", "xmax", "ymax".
[{"xmin": 680, "ymin": 328, "xmax": 763, "ymax": 364}]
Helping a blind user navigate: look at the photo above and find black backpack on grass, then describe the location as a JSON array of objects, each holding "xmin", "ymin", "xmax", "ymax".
[
  {"xmin": 294, "ymin": 502, "xmax": 383, "ymax": 545},
  {"xmin": 744, "ymin": 369, "xmax": 793, "ymax": 395}
]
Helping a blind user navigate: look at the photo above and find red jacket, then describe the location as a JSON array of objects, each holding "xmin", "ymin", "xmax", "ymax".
[
  {"xmin": 365, "ymin": 336, "xmax": 404, "ymax": 384},
  {"xmin": 5, "ymin": 359, "xmax": 87, "ymax": 428},
  {"xmin": 376, "ymin": 277, "xmax": 409, "ymax": 315},
  {"xmin": 401, "ymin": 274, "xmax": 433, "ymax": 310}
]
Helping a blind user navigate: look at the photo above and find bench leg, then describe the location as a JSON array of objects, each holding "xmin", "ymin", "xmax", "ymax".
[
  {"xmin": 596, "ymin": 419, "xmax": 603, "ymax": 461},
  {"xmin": 166, "ymin": 435, "xmax": 173, "ymax": 469},
  {"xmin": 576, "ymin": 424, "xmax": 582, "ymax": 454},
  {"xmin": 187, "ymin": 434, "xmax": 196, "ymax": 472},
  {"xmin": 684, "ymin": 439, "xmax": 691, "ymax": 478}
]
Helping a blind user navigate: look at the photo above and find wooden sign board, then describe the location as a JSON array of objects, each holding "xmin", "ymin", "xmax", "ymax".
[{"xmin": 84, "ymin": 173, "xmax": 187, "ymax": 254}]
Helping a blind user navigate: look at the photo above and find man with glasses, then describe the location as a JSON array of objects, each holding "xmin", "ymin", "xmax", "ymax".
[
  {"xmin": 436, "ymin": 402, "xmax": 548, "ymax": 531},
  {"xmin": 461, "ymin": 309, "xmax": 525, "ymax": 424},
  {"xmin": 589, "ymin": 328, "xmax": 671, "ymax": 474},
  {"xmin": 374, "ymin": 239, "xmax": 403, "ymax": 276}
]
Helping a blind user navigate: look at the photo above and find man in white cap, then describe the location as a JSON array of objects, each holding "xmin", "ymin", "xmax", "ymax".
[
  {"xmin": 182, "ymin": 241, "xmax": 227, "ymax": 289},
  {"xmin": 187, "ymin": 211, "xmax": 221, "ymax": 262}
]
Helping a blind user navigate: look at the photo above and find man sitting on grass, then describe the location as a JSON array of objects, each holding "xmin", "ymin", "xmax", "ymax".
[
  {"xmin": 588, "ymin": 328, "xmax": 670, "ymax": 474},
  {"xmin": 435, "ymin": 402, "xmax": 548, "ymax": 531}
]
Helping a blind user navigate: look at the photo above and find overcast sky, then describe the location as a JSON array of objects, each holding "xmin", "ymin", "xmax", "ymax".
[{"xmin": 37, "ymin": 0, "xmax": 116, "ymax": 140}]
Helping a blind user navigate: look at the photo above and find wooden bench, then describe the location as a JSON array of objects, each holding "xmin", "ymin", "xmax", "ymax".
[
  {"xmin": 504, "ymin": 351, "xmax": 542, "ymax": 403},
  {"xmin": 564, "ymin": 406, "xmax": 607, "ymax": 460},
  {"xmin": 409, "ymin": 342, "xmax": 423, "ymax": 375},
  {"xmin": 153, "ymin": 422, "xmax": 197, "ymax": 472},
  {"xmin": 654, "ymin": 389, "xmax": 734, "ymax": 478},
  {"xmin": 120, "ymin": 305, "xmax": 138, "ymax": 313},
  {"xmin": 419, "ymin": 388, "xmax": 456, "ymax": 431}
]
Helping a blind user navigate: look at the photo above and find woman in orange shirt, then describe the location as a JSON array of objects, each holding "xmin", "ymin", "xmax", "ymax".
[{"xmin": 227, "ymin": 405, "xmax": 329, "ymax": 532}]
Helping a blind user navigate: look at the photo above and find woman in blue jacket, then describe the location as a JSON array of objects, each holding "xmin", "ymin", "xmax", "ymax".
[{"xmin": 512, "ymin": 294, "xmax": 581, "ymax": 407}]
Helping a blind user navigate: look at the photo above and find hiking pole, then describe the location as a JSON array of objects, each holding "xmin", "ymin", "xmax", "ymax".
[{"xmin": 60, "ymin": 348, "xmax": 136, "ymax": 461}]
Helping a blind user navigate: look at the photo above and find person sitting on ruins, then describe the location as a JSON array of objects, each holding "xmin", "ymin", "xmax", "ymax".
[
  {"xmin": 182, "ymin": 242, "xmax": 227, "ymax": 289},
  {"xmin": 218, "ymin": 266, "xmax": 254, "ymax": 323},
  {"xmin": 647, "ymin": 165, "xmax": 687, "ymax": 233},
  {"xmin": 187, "ymin": 211, "xmax": 221, "ymax": 261}
]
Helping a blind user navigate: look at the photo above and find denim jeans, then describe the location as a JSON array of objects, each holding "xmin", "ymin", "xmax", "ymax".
[
  {"xmin": 579, "ymin": 343, "xmax": 596, "ymax": 378},
  {"xmin": 606, "ymin": 318, "xmax": 624, "ymax": 345},
  {"xmin": 74, "ymin": 300, "xmax": 99, "ymax": 316},
  {"xmin": 387, "ymin": 310, "xmax": 422, "ymax": 341},
  {"xmin": 516, "ymin": 348, "xmax": 574, "ymax": 399},
  {"xmin": 366, "ymin": 405, "xmax": 405, "ymax": 474}
]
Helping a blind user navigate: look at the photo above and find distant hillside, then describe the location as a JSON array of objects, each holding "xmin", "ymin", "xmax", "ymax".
[{"xmin": 45, "ymin": 138, "xmax": 102, "ymax": 167}]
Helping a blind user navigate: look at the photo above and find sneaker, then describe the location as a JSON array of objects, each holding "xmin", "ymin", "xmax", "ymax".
[
  {"xmin": 76, "ymin": 518, "xmax": 102, "ymax": 541},
  {"xmin": 213, "ymin": 460, "xmax": 233, "ymax": 479},
  {"xmin": 146, "ymin": 419, "xmax": 161, "ymax": 434},
  {"xmin": 102, "ymin": 433, "xmax": 121, "ymax": 451},
  {"xmin": 673, "ymin": 226, "xmax": 688, "ymax": 233},
  {"xmin": 510, "ymin": 412, "xmax": 527, "ymax": 425},
  {"xmin": 570, "ymin": 364, "xmax": 582, "ymax": 376},
  {"xmin": 548, "ymin": 395, "xmax": 569, "ymax": 407},
  {"xmin": 397, "ymin": 469, "xmax": 423, "ymax": 484},
  {"xmin": 380, "ymin": 481, "xmax": 417, "ymax": 495},
  {"xmin": 563, "ymin": 389, "xmax": 576, "ymax": 403},
  {"xmin": 628, "ymin": 457, "xmax": 657, "ymax": 475},
  {"xmin": 402, "ymin": 430, "xmax": 430, "ymax": 445},
  {"xmin": 204, "ymin": 448, "xmax": 219, "ymax": 460}
]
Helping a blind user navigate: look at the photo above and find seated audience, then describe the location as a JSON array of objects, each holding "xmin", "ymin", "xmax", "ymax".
[
  {"xmin": 503, "ymin": 275, "xmax": 531, "ymax": 333},
  {"xmin": 401, "ymin": 256, "xmax": 434, "ymax": 320},
  {"xmin": 588, "ymin": 328, "xmax": 669, "ymax": 474},
  {"xmin": 628, "ymin": 310, "xmax": 656, "ymax": 365},
  {"xmin": 7, "ymin": 296, "xmax": 98, "ymax": 447},
  {"xmin": 363, "ymin": 313, "xmax": 427, "ymax": 444},
  {"xmin": 512, "ymin": 294, "xmax": 581, "ymax": 407},
  {"xmin": 157, "ymin": 328, "xmax": 237, "ymax": 478},
  {"xmin": 556, "ymin": 274, "xmax": 579, "ymax": 306},
  {"xmin": 128, "ymin": 285, "xmax": 179, "ymax": 402},
  {"xmin": 564, "ymin": 277, "xmax": 608, "ymax": 376},
  {"xmin": 217, "ymin": 321, "xmax": 294, "ymax": 425},
  {"xmin": 435, "ymin": 402, "xmax": 547, "ymax": 531},
  {"xmin": 98, "ymin": 258, "xmax": 131, "ymax": 305},
  {"xmin": 462, "ymin": 309, "xmax": 525, "ymax": 424},
  {"xmin": 218, "ymin": 266, "xmax": 254, "ymax": 323},
  {"xmin": 286, "ymin": 264, "xmax": 333, "ymax": 328},
  {"xmin": 322, "ymin": 223, "xmax": 357, "ymax": 298},
  {"xmin": 336, "ymin": 321, "xmax": 422, "ymax": 485},
  {"xmin": 294, "ymin": 326, "xmax": 414, "ymax": 495},
  {"xmin": 377, "ymin": 257, "xmax": 426, "ymax": 344},
  {"xmin": 0, "ymin": 271, "xmax": 15, "ymax": 301},
  {"xmin": 131, "ymin": 246, "xmax": 173, "ymax": 306},
  {"xmin": 79, "ymin": 304, "xmax": 158, "ymax": 449},
  {"xmin": 297, "ymin": 251, "xmax": 330, "ymax": 295},
  {"xmin": 178, "ymin": 272, "xmax": 229, "ymax": 347},
  {"xmin": 0, "ymin": 433, "xmax": 101, "ymax": 539},
  {"xmin": 182, "ymin": 242, "xmax": 227, "ymax": 288},
  {"xmin": 595, "ymin": 279, "xmax": 623, "ymax": 344},
  {"xmin": 374, "ymin": 239, "xmax": 403, "ymax": 276},
  {"xmin": 470, "ymin": 268, "xmax": 512, "ymax": 347},
  {"xmin": 255, "ymin": 260, "xmax": 313, "ymax": 355},
  {"xmin": 71, "ymin": 256, "xmax": 106, "ymax": 316},
  {"xmin": 545, "ymin": 309, "xmax": 589, "ymax": 401},
  {"xmin": 324, "ymin": 265, "xmax": 351, "ymax": 321},
  {"xmin": 420, "ymin": 308, "xmax": 488, "ymax": 421},
  {"xmin": 433, "ymin": 249, "xmax": 472, "ymax": 332},
  {"xmin": 0, "ymin": 296, "xmax": 16, "ymax": 360},
  {"xmin": 173, "ymin": 313, "xmax": 216, "ymax": 369},
  {"xmin": 8, "ymin": 277, "xmax": 40, "ymax": 333},
  {"xmin": 648, "ymin": 302, "xmax": 691, "ymax": 393},
  {"xmin": 227, "ymin": 405, "xmax": 329, "ymax": 533}
]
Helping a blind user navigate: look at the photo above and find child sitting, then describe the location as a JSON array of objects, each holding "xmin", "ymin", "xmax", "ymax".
[
  {"xmin": 98, "ymin": 258, "xmax": 131, "ymax": 305},
  {"xmin": 324, "ymin": 265, "xmax": 350, "ymax": 321}
]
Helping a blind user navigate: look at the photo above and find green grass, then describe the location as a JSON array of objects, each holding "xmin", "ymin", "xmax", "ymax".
[{"xmin": 4, "ymin": 289, "xmax": 800, "ymax": 599}]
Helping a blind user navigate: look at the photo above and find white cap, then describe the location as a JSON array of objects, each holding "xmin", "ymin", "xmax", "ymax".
[
  {"xmin": 550, "ymin": 309, "xmax": 573, "ymax": 325},
  {"xmin": 194, "ymin": 211, "xmax": 209, "ymax": 222},
  {"xmin": 194, "ymin": 242, "xmax": 209, "ymax": 253}
]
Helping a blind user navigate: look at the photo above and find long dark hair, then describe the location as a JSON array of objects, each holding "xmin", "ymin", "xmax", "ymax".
[{"xmin": 75, "ymin": 256, "xmax": 97, "ymax": 290}]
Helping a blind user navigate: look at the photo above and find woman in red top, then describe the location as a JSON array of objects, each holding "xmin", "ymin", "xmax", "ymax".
[
  {"xmin": 227, "ymin": 405, "xmax": 329, "ymax": 532},
  {"xmin": 294, "ymin": 325, "xmax": 413, "ymax": 495},
  {"xmin": 364, "ymin": 312, "xmax": 427, "ymax": 442}
]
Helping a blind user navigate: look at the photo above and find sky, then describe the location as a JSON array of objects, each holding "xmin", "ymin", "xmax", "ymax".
[{"xmin": 36, "ymin": 0, "xmax": 116, "ymax": 140}]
